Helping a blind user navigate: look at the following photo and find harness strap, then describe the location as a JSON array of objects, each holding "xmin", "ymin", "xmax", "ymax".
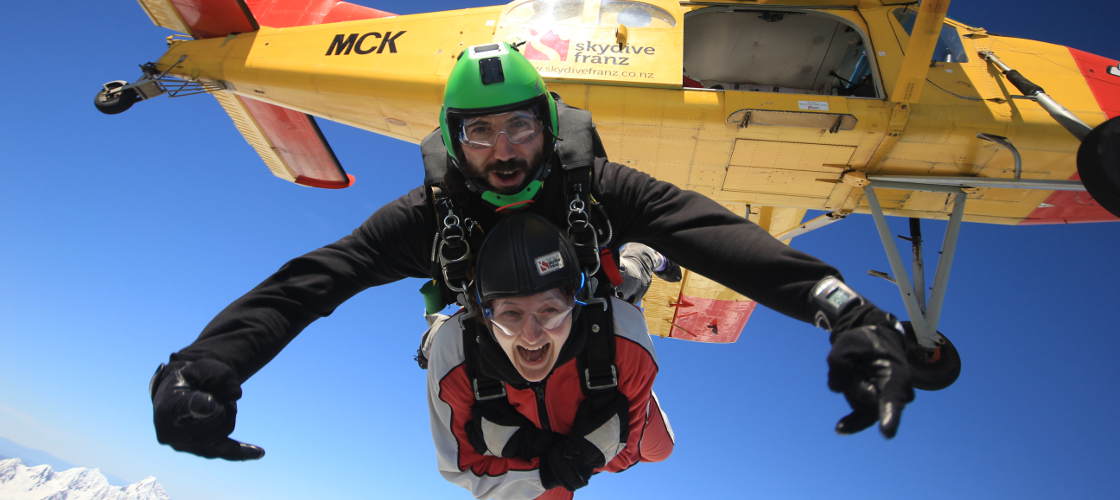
[
  {"xmin": 462, "ymin": 321, "xmax": 508, "ymax": 401},
  {"xmin": 578, "ymin": 300, "xmax": 618, "ymax": 393}
]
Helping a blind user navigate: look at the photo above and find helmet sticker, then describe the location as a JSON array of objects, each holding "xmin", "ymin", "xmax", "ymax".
[{"xmin": 535, "ymin": 251, "xmax": 565, "ymax": 276}]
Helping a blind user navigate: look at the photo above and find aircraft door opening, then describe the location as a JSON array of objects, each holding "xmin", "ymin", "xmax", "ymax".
[
  {"xmin": 680, "ymin": 6, "xmax": 888, "ymax": 212},
  {"xmin": 682, "ymin": 6, "xmax": 882, "ymax": 98}
]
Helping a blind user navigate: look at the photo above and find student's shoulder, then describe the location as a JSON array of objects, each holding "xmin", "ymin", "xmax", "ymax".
[
  {"xmin": 608, "ymin": 297, "xmax": 655, "ymax": 353},
  {"xmin": 427, "ymin": 311, "xmax": 469, "ymax": 379}
]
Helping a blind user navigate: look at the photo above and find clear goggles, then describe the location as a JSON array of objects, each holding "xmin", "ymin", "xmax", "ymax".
[
  {"xmin": 486, "ymin": 299, "xmax": 575, "ymax": 337},
  {"xmin": 459, "ymin": 110, "xmax": 543, "ymax": 148}
]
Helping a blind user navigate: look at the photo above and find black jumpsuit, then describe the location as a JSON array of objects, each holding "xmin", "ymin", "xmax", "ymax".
[{"xmin": 172, "ymin": 158, "xmax": 839, "ymax": 380}]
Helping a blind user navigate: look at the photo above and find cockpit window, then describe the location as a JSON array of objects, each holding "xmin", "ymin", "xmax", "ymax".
[
  {"xmin": 892, "ymin": 8, "xmax": 969, "ymax": 63},
  {"xmin": 600, "ymin": 0, "xmax": 676, "ymax": 28},
  {"xmin": 502, "ymin": 0, "xmax": 585, "ymax": 26}
]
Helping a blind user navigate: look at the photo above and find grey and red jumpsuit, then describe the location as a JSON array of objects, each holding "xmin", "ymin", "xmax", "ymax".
[{"xmin": 427, "ymin": 297, "xmax": 673, "ymax": 499}]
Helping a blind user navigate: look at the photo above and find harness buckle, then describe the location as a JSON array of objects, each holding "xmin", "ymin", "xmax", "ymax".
[
  {"xmin": 437, "ymin": 210, "xmax": 475, "ymax": 293},
  {"xmin": 473, "ymin": 378, "xmax": 508, "ymax": 401},
  {"xmin": 584, "ymin": 365, "xmax": 618, "ymax": 391},
  {"xmin": 567, "ymin": 194, "xmax": 601, "ymax": 278}
]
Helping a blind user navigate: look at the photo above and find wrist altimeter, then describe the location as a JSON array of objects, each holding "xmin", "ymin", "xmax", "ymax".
[{"xmin": 810, "ymin": 276, "xmax": 863, "ymax": 332}]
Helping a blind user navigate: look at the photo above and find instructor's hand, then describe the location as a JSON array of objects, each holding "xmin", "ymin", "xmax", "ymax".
[
  {"xmin": 827, "ymin": 324, "xmax": 914, "ymax": 439},
  {"xmin": 539, "ymin": 436, "xmax": 602, "ymax": 492},
  {"xmin": 150, "ymin": 359, "xmax": 265, "ymax": 460}
]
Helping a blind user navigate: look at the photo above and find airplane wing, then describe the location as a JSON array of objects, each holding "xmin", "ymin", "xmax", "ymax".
[
  {"xmin": 136, "ymin": 0, "xmax": 393, "ymax": 188},
  {"xmin": 642, "ymin": 204, "xmax": 809, "ymax": 342}
]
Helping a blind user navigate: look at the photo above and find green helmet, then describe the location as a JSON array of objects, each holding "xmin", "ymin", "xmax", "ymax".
[{"xmin": 440, "ymin": 42, "xmax": 559, "ymax": 198}]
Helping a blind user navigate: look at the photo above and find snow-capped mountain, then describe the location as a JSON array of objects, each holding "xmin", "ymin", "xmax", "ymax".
[{"xmin": 0, "ymin": 458, "xmax": 169, "ymax": 500}]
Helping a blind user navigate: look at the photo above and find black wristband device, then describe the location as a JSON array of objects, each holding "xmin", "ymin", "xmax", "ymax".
[{"xmin": 810, "ymin": 276, "xmax": 863, "ymax": 332}]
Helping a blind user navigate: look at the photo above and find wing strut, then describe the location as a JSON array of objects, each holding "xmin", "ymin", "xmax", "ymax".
[
  {"xmin": 979, "ymin": 50, "xmax": 1093, "ymax": 140},
  {"xmin": 863, "ymin": 181, "xmax": 966, "ymax": 390},
  {"xmin": 889, "ymin": 0, "xmax": 951, "ymax": 104}
]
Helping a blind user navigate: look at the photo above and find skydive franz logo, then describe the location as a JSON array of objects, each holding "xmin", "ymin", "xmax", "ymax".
[
  {"xmin": 522, "ymin": 29, "xmax": 570, "ymax": 61},
  {"xmin": 535, "ymin": 251, "xmax": 565, "ymax": 276}
]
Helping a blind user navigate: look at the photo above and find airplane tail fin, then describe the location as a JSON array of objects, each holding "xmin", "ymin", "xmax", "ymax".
[{"xmin": 136, "ymin": 0, "xmax": 394, "ymax": 188}]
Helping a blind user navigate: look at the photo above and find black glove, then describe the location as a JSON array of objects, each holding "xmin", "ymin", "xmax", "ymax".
[
  {"xmin": 539, "ymin": 435, "xmax": 602, "ymax": 492},
  {"xmin": 150, "ymin": 359, "xmax": 265, "ymax": 460},
  {"xmin": 538, "ymin": 390, "xmax": 628, "ymax": 492},
  {"xmin": 811, "ymin": 276, "xmax": 914, "ymax": 439},
  {"xmin": 827, "ymin": 312, "xmax": 914, "ymax": 439},
  {"xmin": 466, "ymin": 402, "xmax": 557, "ymax": 460}
]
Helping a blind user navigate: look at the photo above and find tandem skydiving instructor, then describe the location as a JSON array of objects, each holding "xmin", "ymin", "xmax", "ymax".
[{"xmin": 149, "ymin": 42, "xmax": 916, "ymax": 476}]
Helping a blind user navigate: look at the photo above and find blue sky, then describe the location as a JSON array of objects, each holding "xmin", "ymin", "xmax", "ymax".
[{"xmin": 1, "ymin": 1, "xmax": 1118, "ymax": 499}]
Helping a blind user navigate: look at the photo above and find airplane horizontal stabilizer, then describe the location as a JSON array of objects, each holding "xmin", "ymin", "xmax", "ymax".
[
  {"xmin": 136, "ymin": 0, "xmax": 257, "ymax": 38},
  {"xmin": 212, "ymin": 91, "xmax": 352, "ymax": 189},
  {"xmin": 644, "ymin": 268, "xmax": 754, "ymax": 344},
  {"xmin": 136, "ymin": 0, "xmax": 392, "ymax": 38},
  {"xmin": 245, "ymin": 0, "xmax": 395, "ymax": 27},
  {"xmin": 640, "ymin": 204, "xmax": 804, "ymax": 343}
]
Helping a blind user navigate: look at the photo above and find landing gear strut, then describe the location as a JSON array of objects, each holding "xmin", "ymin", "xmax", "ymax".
[
  {"xmin": 93, "ymin": 59, "xmax": 223, "ymax": 115},
  {"xmin": 864, "ymin": 184, "xmax": 965, "ymax": 391},
  {"xmin": 94, "ymin": 80, "xmax": 141, "ymax": 115}
]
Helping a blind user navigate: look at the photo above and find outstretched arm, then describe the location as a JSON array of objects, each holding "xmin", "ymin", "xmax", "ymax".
[
  {"xmin": 151, "ymin": 188, "xmax": 434, "ymax": 460},
  {"xmin": 599, "ymin": 164, "xmax": 915, "ymax": 438},
  {"xmin": 170, "ymin": 187, "xmax": 434, "ymax": 380},
  {"xmin": 596, "ymin": 161, "xmax": 839, "ymax": 324}
]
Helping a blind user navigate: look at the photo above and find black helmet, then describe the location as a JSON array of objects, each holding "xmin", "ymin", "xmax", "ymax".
[{"xmin": 475, "ymin": 212, "xmax": 581, "ymax": 304}]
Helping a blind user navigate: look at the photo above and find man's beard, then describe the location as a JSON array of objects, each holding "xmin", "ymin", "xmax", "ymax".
[{"xmin": 481, "ymin": 151, "xmax": 543, "ymax": 194}]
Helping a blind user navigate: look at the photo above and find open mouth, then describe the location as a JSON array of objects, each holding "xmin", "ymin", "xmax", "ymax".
[
  {"xmin": 485, "ymin": 160, "xmax": 529, "ymax": 190},
  {"xmin": 516, "ymin": 343, "xmax": 550, "ymax": 364},
  {"xmin": 489, "ymin": 167, "xmax": 525, "ymax": 187}
]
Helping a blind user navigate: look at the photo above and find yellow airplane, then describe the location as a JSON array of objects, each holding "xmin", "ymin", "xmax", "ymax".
[{"xmin": 95, "ymin": 0, "xmax": 1119, "ymax": 391}]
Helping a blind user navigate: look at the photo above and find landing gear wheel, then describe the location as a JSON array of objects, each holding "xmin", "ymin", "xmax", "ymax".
[
  {"xmin": 94, "ymin": 81, "xmax": 140, "ymax": 115},
  {"xmin": 1077, "ymin": 115, "xmax": 1120, "ymax": 218},
  {"xmin": 900, "ymin": 321, "xmax": 961, "ymax": 391}
]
